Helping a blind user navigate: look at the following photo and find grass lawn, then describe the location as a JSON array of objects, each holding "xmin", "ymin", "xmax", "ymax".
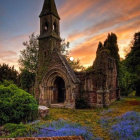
[{"xmin": 1, "ymin": 97, "xmax": 140, "ymax": 140}]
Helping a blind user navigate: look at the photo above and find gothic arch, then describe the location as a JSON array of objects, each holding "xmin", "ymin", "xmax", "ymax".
[
  {"xmin": 39, "ymin": 68, "xmax": 75, "ymax": 106},
  {"xmin": 53, "ymin": 20, "xmax": 58, "ymax": 33},
  {"xmin": 43, "ymin": 21, "xmax": 49, "ymax": 33},
  {"xmin": 42, "ymin": 68, "xmax": 71, "ymax": 86}
]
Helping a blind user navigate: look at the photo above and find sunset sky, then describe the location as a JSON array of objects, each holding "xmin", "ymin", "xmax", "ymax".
[{"xmin": 0, "ymin": 0, "xmax": 140, "ymax": 70}]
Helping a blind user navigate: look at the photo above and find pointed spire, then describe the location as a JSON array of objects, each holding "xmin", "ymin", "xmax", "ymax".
[{"xmin": 40, "ymin": 0, "xmax": 60, "ymax": 19}]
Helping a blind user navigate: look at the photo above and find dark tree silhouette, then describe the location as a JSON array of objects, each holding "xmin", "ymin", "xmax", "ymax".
[
  {"xmin": 0, "ymin": 63, "xmax": 18, "ymax": 84},
  {"xmin": 104, "ymin": 33, "xmax": 120, "ymax": 63},
  {"xmin": 19, "ymin": 69, "xmax": 35, "ymax": 94},
  {"xmin": 125, "ymin": 32, "xmax": 140, "ymax": 96}
]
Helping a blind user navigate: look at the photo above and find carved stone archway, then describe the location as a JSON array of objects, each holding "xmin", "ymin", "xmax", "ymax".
[{"xmin": 39, "ymin": 68, "xmax": 76, "ymax": 108}]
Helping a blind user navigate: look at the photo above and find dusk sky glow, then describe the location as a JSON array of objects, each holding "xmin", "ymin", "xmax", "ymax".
[{"xmin": 0, "ymin": 0, "xmax": 140, "ymax": 70}]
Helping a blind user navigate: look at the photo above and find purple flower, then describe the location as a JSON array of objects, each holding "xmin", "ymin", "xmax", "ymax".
[
  {"xmin": 110, "ymin": 111, "xmax": 140, "ymax": 140},
  {"xmin": 33, "ymin": 119, "xmax": 96, "ymax": 140}
]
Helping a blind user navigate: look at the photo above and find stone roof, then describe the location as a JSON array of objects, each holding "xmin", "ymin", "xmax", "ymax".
[
  {"xmin": 0, "ymin": 136, "xmax": 84, "ymax": 140},
  {"xmin": 40, "ymin": 0, "xmax": 60, "ymax": 19},
  {"xmin": 58, "ymin": 53, "xmax": 80, "ymax": 84}
]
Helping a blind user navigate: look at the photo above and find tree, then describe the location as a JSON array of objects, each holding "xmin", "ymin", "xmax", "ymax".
[
  {"xmin": 57, "ymin": 39, "xmax": 84, "ymax": 71},
  {"xmin": 19, "ymin": 69, "xmax": 35, "ymax": 94},
  {"xmin": 18, "ymin": 33, "xmax": 38, "ymax": 93},
  {"xmin": 60, "ymin": 39, "xmax": 70, "ymax": 56},
  {"xmin": 19, "ymin": 33, "xmax": 84, "ymax": 73},
  {"xmin": 119, "ymin": 60, "xmax": 134, "ymax": 96},
  {"xmin": 85, "ymin": 66, "xmax": 93, "ymax": 72},
  {"xmin": 104, "ymin": 33, "xmax": 120, "ymax": 66},
  {"xmin": 67, "ymin": 58, "xmax": 84, "ymax": 71},
  {"xmin": 19, "ymin": 33, "xmax": 39, "ymax": 73},
  {"xmin": 0, "ymin": 64, "xmax": 18, "ymax": 85},
  {"xmin": 125, "ymin": 32, "xmax": 140, "ymax": 96}
]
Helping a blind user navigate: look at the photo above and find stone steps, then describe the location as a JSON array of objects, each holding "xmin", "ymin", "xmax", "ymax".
[{"xmin": 51, "ymin": 104, "xmax": 65, "ymax": 108}]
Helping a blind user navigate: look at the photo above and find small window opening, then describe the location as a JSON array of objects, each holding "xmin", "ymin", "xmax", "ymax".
[
  {"xmin": 44, "ymin": 22, "xmax": 48, "ymax": 31},
  {"xmin": 44, "ymin": 51, "xmax": 47, "ymax": 57},
  {"xmin": 53, "ymin": 22, "xmax": 57, "ymax": 33}
]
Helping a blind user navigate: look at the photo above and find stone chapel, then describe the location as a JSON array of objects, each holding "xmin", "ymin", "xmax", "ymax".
[{"xmin": 35, "ymin": 0, "xmax": 120, "ymax": 109}]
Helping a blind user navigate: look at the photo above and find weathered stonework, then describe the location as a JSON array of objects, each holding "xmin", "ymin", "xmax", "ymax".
[
  {"xmin": 35, "ymin": 0, "xmax": 120, "ymax": 109},
  {"xmin": 38, "ymin": 106, "xmax": 49, "ymax": 119}
]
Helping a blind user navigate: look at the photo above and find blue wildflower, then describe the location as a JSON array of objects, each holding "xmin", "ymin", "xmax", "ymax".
[
  {"xmin": 110, "ymin": 111, "xmax": 140, "ymax": 140},
  {"xmin": 33, "ymin": 119, "xmax": 95, "ymax": 140}
]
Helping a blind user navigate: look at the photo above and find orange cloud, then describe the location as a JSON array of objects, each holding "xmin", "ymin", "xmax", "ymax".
[
  {"xmin": 0, "ymin": 51, "xmax": 17, "ymax": 58},
  {"xmin": 88, "ymin": 0, "xmax": 140, "ymax": 19},
  {"xmin": 0, "ymin": 34, "xmax": 30, "ymax": 70},
  {"xmin": 0, "ymin": 50, "xmax": 18, "ymax": 70},
  {"xmin": 70, "ymin": 17, "xmax": 140, "ymax": 67},
  {"xmin": 68, "ymin": 32, "xmax": 86, "ymax": 42},
  {"xmin": 59, "ymin": 0, "xmax": 100, "ymax": 21},
  {"xmin": 70, "ymin": 33, "xmax": 106, "ymax": 67},
  {"xmin": 1, "ymin": 0, "xmax": 140, "ymax": 69}
]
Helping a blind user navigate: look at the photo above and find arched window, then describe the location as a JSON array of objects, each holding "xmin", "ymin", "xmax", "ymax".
[
  {"xmin": 44, "ymin": 22, "xmax": 49, "ymax": 31},
  {"xmin": 53, "ymin": 22, "xmax": 57, "ymax": 33}
]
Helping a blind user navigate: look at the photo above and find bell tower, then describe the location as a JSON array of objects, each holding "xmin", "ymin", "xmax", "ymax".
[
  {"xmin": 35, "ymin": 0, "xmax": 79, "ymax": 108},
  {"xmin": 35, "ymin": 0, "xmax": 62, "ymax": 102},
  {"xmin": 39, "ymin": 0, "xmax": 61, "ymax": 52}
]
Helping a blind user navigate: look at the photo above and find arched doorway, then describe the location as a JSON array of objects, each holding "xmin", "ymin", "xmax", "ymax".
[{"xmin": 53, "ymin": 76, "xmax": 66, "ymax": 103}]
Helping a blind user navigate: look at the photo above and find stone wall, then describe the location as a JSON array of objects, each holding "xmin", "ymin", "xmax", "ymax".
[
  {"xmin": 76, "ymin": 72, "xmax": 97, "ymax": 107},
  {"xmin": 75, "ymin": 47, "xmax": 119, "ymax": 108},
  {"xmin": 36, "ymin": 51, "xmax": 79, "ymax": 109}
]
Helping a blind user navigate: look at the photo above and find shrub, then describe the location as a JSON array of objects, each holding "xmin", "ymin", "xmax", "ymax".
[
  {"xmin": 0, "ymin": 123, "xmax": 37, "ymax": 138},
  {"xmin": 0, "ymin": 81, "xmax": 38, "ymax": 125},
  {"xmin": 75, "ymin": 96, "xmax": 89, "ymax": 109}
]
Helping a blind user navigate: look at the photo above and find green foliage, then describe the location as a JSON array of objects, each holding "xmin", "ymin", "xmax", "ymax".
[
  {"xmin": 67, "ymin": 57, "xmax": 85, "ymax": 71},
  {"xmin": 119, "ymin": 61, "xmax": 134, "ymax": 96},
  {"xmin": 0, "ymin": 80, "xmax": 14, "ymax": 87},
  {"xmin": 104, "ymin": 33, "xmax": 120, "ymax": 71},
  {"xmin": 19, "ymin": 33, "xmax": 39, "ymax": 73},
  {"xmin": 0, "ymin": 81, "xmax": 38, "ymax": 125},
  {"xmin": 18, "ymin": 33, "xmax": 39, "ymax": 93},
  {"xmin": 2, "ymin": 123, "xmax": 36, "ymax": 138},
  {"xmin": 0, "ymin": 64, "xmax": 18, "ymax": 85},
  {"xmin": 3, "ymin": 123, "xmax": 27, "ymax": 137},
  {"xmin": 19, "ymin": 33, "xmax": 84, "ymax": 74},
  {"xmin": 59, "ymin": 39, "xmax": 85, "ymax": 71},
  {"xmin": 125, "ymin": 32, "xmax": 140, "ymax": 96},
  {"xmin": 96, "ymin": 33, "xmax": 120, "ymax": 72},
  {"xmin": 104, "ymin": 33, "xmax": 119, "ymax": 60},
  {"xmin": 60, "ymin": 39, "xmax": 70, "ymax": 56},
  {"xmin": 0, "ymin": 97, "xmax": 140, "ymax": 139},
  {"xmin": 85, "ymin": 66, "xmax": 93, "ymax": 72},
  {"xmin": 19, "ymin": 69, "xmax": 35, "ymax": 94}
]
